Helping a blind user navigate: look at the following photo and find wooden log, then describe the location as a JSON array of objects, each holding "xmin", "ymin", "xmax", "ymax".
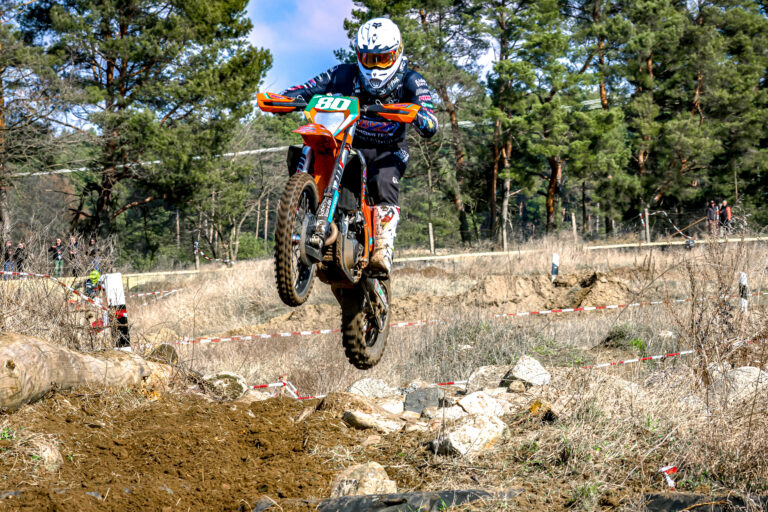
[{"xmin": 0, "ymin": 332, "xmax": 156, "ymax": 411}]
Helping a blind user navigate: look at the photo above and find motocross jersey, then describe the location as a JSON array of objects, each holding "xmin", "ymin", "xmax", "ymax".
[{"xmin": 281, "ymin": 62, "xmax": 438, "ymax": 149}]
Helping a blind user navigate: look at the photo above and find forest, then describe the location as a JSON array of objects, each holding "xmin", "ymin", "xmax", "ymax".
[{"xmin": 1, "ymin": 0, "xmax": 767, "ymax": 270}]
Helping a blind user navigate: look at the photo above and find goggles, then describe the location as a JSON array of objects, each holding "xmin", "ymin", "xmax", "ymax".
[{"xmin": 357, "ymin": 43, "xmax": 402, "ymax": 69}]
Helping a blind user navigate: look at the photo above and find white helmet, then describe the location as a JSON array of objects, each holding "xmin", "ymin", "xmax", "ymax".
[{"xmin": 356, "ymin": 18, "xmax": 404, "ymax": 96}]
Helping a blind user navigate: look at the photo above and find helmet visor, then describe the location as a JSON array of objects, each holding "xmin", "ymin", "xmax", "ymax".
[{"xmin": 357, "ymin": 43, "xmax": 402, "ymax": 69}]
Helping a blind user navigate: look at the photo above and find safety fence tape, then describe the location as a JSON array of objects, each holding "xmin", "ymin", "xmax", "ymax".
[
  {"xmin": 193, "ymin": 242, "xmax": 233, "ymax": 265},
  {"xmin": 0, "ymin": 271, "xmax": 108, "ymax": 311},
  {"xmin": 165, "ymin": 291, "xmax": 767, "ymax": 348}
]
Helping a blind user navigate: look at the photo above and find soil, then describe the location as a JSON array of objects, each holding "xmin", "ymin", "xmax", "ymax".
[
  {"xmin": 0, "ymin": 391, "xmax": 364, "ymax": 511},
  {"xmin": 226, "ymin": 268, "xmax": 667, "ymax": 338},
  {"xmin": 0, "ymin": 389, "xmax": 570, "ymax": 512}
]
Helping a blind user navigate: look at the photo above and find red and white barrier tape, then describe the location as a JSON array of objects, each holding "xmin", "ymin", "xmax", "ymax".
[
  {"xmin": 165, "ymin": 291, "xmax": 767, "ymax": 348},
  {"xmin": 193, "ymin": 242, "xmax": 233, "ymax": 264},
  {"xmin": 580, "ymin": 350, "xmax": 696, "ymax": 369},
  {"xmin": 0, "ymin": 271, "xmax": 108, "ymax": 311}
]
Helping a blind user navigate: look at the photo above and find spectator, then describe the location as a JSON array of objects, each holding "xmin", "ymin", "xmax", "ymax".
[
  {"xmin": 719, "ymin": 200, "xmax": 732, "ymax": 234},
  {"xmin": 68, "ymin": 235, "xmax": 79, "ymax": 276},
  {"xmin": 83, "ymin": 269, "xmax": 101, "ymax": 298},
  {"xmin": 88, "ymin": 238, "xmax": 100, "ymax": 271},
  {"xmin": 706, "ymin": 200, "xmax": 719, "ymax": 235},
  {"xmin": 14, "ymin": 242, "xmax": 25, "ymax": 274},
  {"xmin": 49, "ymin": 238, "xmax": 65, "ymax": 277},
  {"xmin": 3, "ymin": 241, "xmax": 14, "ymax": 278}
]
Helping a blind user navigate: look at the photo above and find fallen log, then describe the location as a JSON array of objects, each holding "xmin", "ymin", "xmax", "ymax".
[{"xmin": 0, "ymin": 332, "xmax": 160, "ymax": 411}]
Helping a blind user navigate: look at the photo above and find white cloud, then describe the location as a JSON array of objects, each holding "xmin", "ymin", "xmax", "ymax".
[{"xmin": 249, "ymin": 0, "xmax": 353, "ymax": 53}]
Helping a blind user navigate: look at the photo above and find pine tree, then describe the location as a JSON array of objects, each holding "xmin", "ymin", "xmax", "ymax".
[{"xmin": 22, "ymin": 0, "xmax": 272, "ymax": 236}]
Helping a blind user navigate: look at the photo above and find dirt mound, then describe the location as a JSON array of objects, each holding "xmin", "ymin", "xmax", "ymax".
[
  {"xmin": 393, "ymin": 265, "xmax": 455, "ymax": 279},
  {"xmin": 0, "ymin": 392, "xmax": 361, "ymax": 511},
  {"xmin": 227, "ymin": 303, "xmax": 340, "ymax": 336},
  {"xmin": 467, "ymin": 270, "xmax": 636, "ymax": 312}
]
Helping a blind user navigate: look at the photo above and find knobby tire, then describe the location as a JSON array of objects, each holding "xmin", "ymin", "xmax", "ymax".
[
  {"xmin": 274, "ymin": 173, "xmax": 318, "ymax": 307},
  {"xmin": 340, "ymin": 279, "xmax": 390, "ymax": 370}
]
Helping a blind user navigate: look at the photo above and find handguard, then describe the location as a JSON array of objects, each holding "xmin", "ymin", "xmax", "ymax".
[
  {"xmin": 257, "ymin": 92, "xmax": 308, "ymax": 113},
  {"xmin": 363, "ymin": 103, "xmax": 420, "ymax": 123}
]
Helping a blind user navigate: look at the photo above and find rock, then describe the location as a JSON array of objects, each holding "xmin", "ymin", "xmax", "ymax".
[
  {"xmin": 401, "ymin": 379, "xmax": 432, "ymax": 394},
  {"xmin": 400, "ymin": 411, "xmax": 422, "ymax": 422},
  {"xmin": 709, "ymin": 366, "xmax": 768, "ymax": 404},
  {"xmin": 376, "ymin": 398, "xmax": 405, "ymax": 415},
  {"xmin": 147, "ymin": 344, "xmax": 179, "ymax": 365},
  {"xmin": 493, "ymin": 394, "xmax": 529, "ymax": 414},
  {"xmin": 430, "ymin": 415, "xmax": 507, "ymax": 456},
  {"xmin": 508, "ymin": 381, "xmax": 526, "ymax": 394},
  {"xmin": 347, "ymin": 378, "xmax": 397, "ymax": 399},
  {"xmin": 25, "ymin": 438, "xmax": 62, "ymax": 473},
  {"xmin": 203, "ymin": 372, "xmax": 248, "ymax": 400},
  {"xmin": 421, "ymin": 405, "xmax": 467, "ymax": 421},
  {"xmin": 404, "ymin": 388, "xmax": 440, "ymax": 413},
  {"xmin": 318, "ymin": 392, "xmax": 392, "ymax": 417},
  {"xmin": 404, "ymin": 422, "xmax": 430, "ymax": 433},
  {"xmin": 504, "ymin": 355, "xmax": 550, "ymax": 387},
  {"xmin": 343, "ymin": 410, "xmax": 405, "ymax": 434},
  {"xmin": 466, "ymin": 365, "xmax": 510, "ymax": 393},
  {"xmin": 330, "ymin": 462, "xmax": 397, "ymax": 498},
  {"xmin": 361, "ymin": 435, "xmax": 381, "ymax": 448},
  {"xmin": 481, "ymin": 387, "xmax": 509, "ymax": 397},
  {"xmin": 458, "ymin": 391, "xmax": 506, "ymax": 417},
  {"xmin": 235, "ymin": 389, "xmax": 272, "ymax": 405}
]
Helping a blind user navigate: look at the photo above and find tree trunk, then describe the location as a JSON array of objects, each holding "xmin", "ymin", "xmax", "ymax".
[
  {"xmin": 0, "ymin": 72, "xmax": 10, "ymax": 241},
  {"xmin": 0, "ymin": 332, "xmax": 171, "ymax": 411},
  {"xmin": 581, "ymin": 181, "xmax": 587, "ymax": 235},
  {"xmin": 491, "ymin": 119, "xmax": 501, "ymax": 240},
  {"xmin": 501, "ymin": 178, "xmax": 511, "ymax": 250},
  {"xmin": 263, "ymin": 197, "xmax": 269, "ymax": 243},
  {"xmin": 598, "ymin": 37, "xmax": 609, "ymax": 109},
  {"xmin": 545, "ymin": 157, "xmax": 563, "ymax": 233}
]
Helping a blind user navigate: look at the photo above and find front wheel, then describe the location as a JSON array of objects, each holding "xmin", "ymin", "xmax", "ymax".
[
  {"xmin": 274, "ymin": 172, "xmax": 318, "ymax": 306},
  {"xmin": 339, "ymin": 279, "xmax": 391, "ymax": 370}
]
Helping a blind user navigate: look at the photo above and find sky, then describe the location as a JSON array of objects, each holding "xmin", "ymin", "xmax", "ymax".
[{"xmin": 247, "ymin": 0, "xmax": 356, "ymax": 93}]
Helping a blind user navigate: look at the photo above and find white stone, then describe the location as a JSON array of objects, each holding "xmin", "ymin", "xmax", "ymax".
[
  {"xmin": 482, "ymin": 387, "xmax": 510, "ymax": 398},
  {"xmin": 508, "ymin": 355, "xmax": 550, "ymax": 387},
  {"xmin": 203, "ymin": 372, "xmax": 248, "ymax": 400},
  {"xmin": 343, "ymin": 410, "xmax": 405, "ymax": 434},
  {"xmin": 430, "ymin": 414, "xmax": 507, "ymax": 456},
  {"xmin": 458, "ymin": 391, "xmax": 506, "ymax": 417},
  {"xmin": 347, "ymin": 378, "xmax": 398, "ymax": 398},
  {"xmin": 330, "ymin": 462, "xmax": 397, "ymax": 498},
  {"xmin": 466, "ymin": 365, "xmax": 509, "ymax": 393},
  {"xmin": 421, "ymin": 405, "xmax": 468, "ymax": 421},
  {"xmin": 376, "ymin": 398, "xmax": 405, "ymax": 415},
  {"xmin": 710, "ymin": 366, "xmax": 768, "ymax": 404},
  {"xmin": 235, "ymin": 389, "xmax": 273, "ymax": 404}
]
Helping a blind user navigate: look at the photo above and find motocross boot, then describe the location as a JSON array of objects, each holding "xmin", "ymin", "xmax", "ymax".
[{"xmin": 370, "ymin": 205, "xmax": 399, "ymax": 275}]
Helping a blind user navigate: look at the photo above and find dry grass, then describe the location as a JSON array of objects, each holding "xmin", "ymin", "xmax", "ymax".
[{"xmin": 3, "ymin": 234, "xmax": 768, "ymax": 507}]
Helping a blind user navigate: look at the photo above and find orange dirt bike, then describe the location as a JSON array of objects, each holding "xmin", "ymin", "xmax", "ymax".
[{"xmin": 257, "ymin": 92, "xmax": 420, "ymax": 369}]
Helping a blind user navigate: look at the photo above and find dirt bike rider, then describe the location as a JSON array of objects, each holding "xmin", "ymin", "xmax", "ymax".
[{"xmin": 280, "ymin": 17, "xmax": 439, "ymax": 274}]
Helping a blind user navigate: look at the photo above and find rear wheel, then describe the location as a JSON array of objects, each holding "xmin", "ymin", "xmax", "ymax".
[
  {"xmin": 339, "ymin": 279, "xmax": 390, "ymax": 370},
  {"xmin": 274, "ymin": 173, "xmax": 318, "ymax": 306}
]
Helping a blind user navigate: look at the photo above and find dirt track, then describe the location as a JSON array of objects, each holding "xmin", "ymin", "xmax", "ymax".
[{"xmin": 1, "ymin": 390, "xmax": 562, "ymax": 511}]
